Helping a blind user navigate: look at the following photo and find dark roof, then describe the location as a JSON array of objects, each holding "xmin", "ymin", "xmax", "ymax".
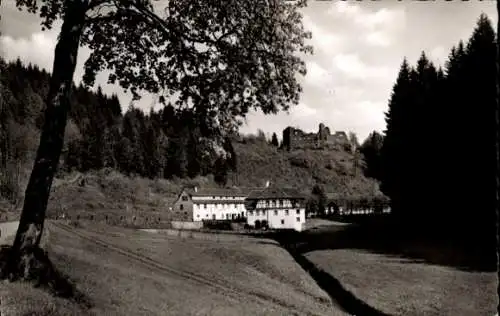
[
  {"xmin": 192, "ymin": 199, "xmax": 246, "ymax": 204},
  {"xmin": 186, "ymin": 187, "xmax": 263, "ymax": 197},
  {"xmin": 246, "ymin": 187, "xmax": 306, "ymax": 200}
]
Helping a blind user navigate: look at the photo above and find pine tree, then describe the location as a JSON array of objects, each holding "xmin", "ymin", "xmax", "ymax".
[
  {"xmin": 380, "ymin": 58, "xmax": 413, "ymax": 221},
  {"xmin": 360, "ymin": 131, "xmax": 384, "ymax": 181},
  {"xmin": 271, "ymin": 133, "xmax": 279, "ymax": 147},
  {"xmin": 457, "ymin": 14, "xmax": 496, "ymax": 257}
]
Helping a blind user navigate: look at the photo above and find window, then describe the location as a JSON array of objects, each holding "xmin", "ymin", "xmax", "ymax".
[
  {"xmin": 285, "ymin": 210, "xmax": 289, "ymax": 215},
  {"xmin": 274, "ymin": 210, "xmax": 278, "ymax": 216},
  {"xmin": 180, "ymin": 204, "xmax": 184, "ymax": 210},
  {"xmin": 256, "ymin": 210, "xmax": 260, "ymax": 216},
  {"xmin": 182, "ymin": 196, "xmax": 188, "ymax": 201},
  {"xmin": 249, "ymin": 211, "xmax": 254, "ymax": 216},
  {"xmin": 204, "ymin": 204, "xmax": 207, "ymax": 209},
  {"xmin": 296, "ymin": 209, "xmax": 300, "ymax": 214},
  {"xmin": 197, "ymin": 214, "xmax": 200, "ymax": 218},
  {"xmin": 296, "ymin": 217, "xmax": 300, "ymax": 222},
  {"xmin": 281, "ymin": 219, "xmax": 284, "ymax": 225}
]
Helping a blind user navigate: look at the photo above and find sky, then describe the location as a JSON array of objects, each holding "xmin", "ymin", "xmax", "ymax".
[{"xmin": 0, "ymin": 1, "xmax": 497, "ymax": 142}]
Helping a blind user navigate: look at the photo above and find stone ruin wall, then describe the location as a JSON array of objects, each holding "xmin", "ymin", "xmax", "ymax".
[{"xmin": 283, "ymin": 123, "xmax": 351, "ymax": 151}]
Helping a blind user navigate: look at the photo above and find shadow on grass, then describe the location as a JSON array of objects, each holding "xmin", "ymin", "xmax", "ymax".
[
  {"xmin": 0, "ymin": 245, "xmax": 93, "ymax": 310},
  {"xmin": 284, "ymin": 245, "xmax": 391, "ymax": 316},
  {"xmin": 246, "ymin": 217, "xmax": 495, "ymax": 315},
  {"xmin": 252, "ymin": 215, "xmax": 496, "ymax": 273},
  {"xmin": 298, "ymin": 219, "xmax": 496, "ymax": 273},
  {"xmin": 247, "ymin": 233, "xmax": 391, "ymax": 316}
]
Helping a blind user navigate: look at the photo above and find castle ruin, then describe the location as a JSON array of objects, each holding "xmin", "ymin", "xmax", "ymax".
[{"xmin": 282, "ymin": 123, "xmax": 351, "ymax": 151}]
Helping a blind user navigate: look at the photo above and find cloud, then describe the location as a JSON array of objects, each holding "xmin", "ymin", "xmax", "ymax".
[
  {"xmin": 1, "ymin": 31, "xmax": 57, "ymax": 71},
  {"xmin": 293, "ymin": 102, "xmax": 317, "ymax": 118},
  {"xmin": 328, "ymin": 2, "xmax": 406, "ymax": 30},
  {"xmin": 355, "ymin": 8, "xmax": 406, "ymax": 31},
  {"xmin": 332, "ymin": 54, "xmax": 391, "ymax": 80},
  {"xmin": 302, "ymin": 14, "xmax": 344, "ymax": 54},
  {"xmin": 365, "ymin": 31, "xmax": 392, "ymax": 47},
  {"xmin": 303, "ymin": 60, "xmax": 334, "ymax": 91},
  {"xmin": 327, "ymin": 2, "xmax": 406, "ymax": 48}
]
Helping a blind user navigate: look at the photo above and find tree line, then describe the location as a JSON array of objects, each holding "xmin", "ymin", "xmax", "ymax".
[
  {"xmin": 0, "ymin": 57, "xmax": 237, "ymax": 197},
  {"xmin": 375, "ymin": 14, "xmax": 496, "ymax": 264}
]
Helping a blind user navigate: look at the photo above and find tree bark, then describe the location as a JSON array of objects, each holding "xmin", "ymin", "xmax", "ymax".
[{"xmin": 5, "ymin": 0, "xmax": 88, "ymax": 279}]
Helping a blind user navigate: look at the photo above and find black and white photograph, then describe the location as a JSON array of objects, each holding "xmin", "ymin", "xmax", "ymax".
[{"xmin": 0, "ymin": 0, "xmax": 499, "ymax": 315}]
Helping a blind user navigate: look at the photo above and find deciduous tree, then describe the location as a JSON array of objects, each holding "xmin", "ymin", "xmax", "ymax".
[{"xmin": 3, "ymin": 0, "xmax": 312, "ymax": 279}]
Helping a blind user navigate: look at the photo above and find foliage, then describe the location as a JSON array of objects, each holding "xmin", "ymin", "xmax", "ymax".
[
  {"xmin": 306, "ymin": 184, "xmax": 327, "ymax": 215},
  {"xmin": 271, "ymin": 132, "xmax": 279, "ymax": 147},
  {"xmin": 359, "ymin": 131, "xmax": 384, "ymax": 181},
  {"xmin": 0, "ymin": 57, "xmax": 384, "ymax": 207},
  {"xmin": 380, "ymin": 14, "xmax": 496, "ymax": 262}
]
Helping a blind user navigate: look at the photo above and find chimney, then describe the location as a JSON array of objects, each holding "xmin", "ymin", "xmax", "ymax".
[
  {"xmin": 194, "ymin": 186, "xmax": 198, "ymax": 192},
  {"xmin": 265, "ymin": 181, "xmax": 270, "ymax": 188}
]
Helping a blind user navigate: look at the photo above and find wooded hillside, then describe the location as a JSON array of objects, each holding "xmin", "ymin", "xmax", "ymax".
[{"xmin": 0, "ymin": 57, "xmax": 383, "ymax": 216}]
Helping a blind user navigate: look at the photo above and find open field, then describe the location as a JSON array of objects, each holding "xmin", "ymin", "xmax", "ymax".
[
  {"xmin": 1, "ymin": 221, "xmax": 342, "ymax": 316},
  {"xmin": 304, "ymin": 247, "xmax": 498, "ymax": 316}
]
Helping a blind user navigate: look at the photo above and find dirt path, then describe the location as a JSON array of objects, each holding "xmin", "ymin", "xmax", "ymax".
[{"xmin": 0, "ymin": 221, "xmax": 19, "ymax": 245}]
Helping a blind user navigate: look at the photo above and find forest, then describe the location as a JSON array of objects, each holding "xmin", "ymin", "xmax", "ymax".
[{"xmin": 380, "ymin": 14, "xmax": 496, "ymax": 264}]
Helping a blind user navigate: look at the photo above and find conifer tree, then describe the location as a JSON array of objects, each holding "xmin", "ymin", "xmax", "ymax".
[
  {"xmin": 271, "ymin": 133, "xmax": 279, "ymax": 147},
  {"xmin": 380, "ymin": 58, "xmax": 413, "ymax": 220}
]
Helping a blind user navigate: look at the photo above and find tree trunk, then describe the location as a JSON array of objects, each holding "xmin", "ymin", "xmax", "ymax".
[{"xmin": 5, "ymin": 0, "xmax": 88, "ymax": 279}]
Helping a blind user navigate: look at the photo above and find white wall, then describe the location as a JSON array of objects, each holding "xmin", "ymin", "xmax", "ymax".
[
  {"xmin": 193, "ymin": 202, "xmax": 246, "ymax": 221},
  {"xmin": 247, "ymin": 207, "xmax": 305, "ymax": 231}
]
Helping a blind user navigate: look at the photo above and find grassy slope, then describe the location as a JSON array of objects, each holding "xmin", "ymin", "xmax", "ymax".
[
  {"xmin": 229, "ymin": 139, "xmax": 381, "ymax": 196},
  {"xmin": 1, "ymin": 221, "xmax": 342, "ymax": 316},
  {"xmin": 305, "ymin": 249, "xmax": 497, "ymax": 316}
]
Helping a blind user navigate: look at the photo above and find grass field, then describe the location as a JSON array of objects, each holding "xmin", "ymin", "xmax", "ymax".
[
  {"xmin": 305, "ymin": 248, "xmax": 498, "ymax": 316},
  {"xmin": 1, "ymin": 221, "xmax": 342, "ymax": 316}
]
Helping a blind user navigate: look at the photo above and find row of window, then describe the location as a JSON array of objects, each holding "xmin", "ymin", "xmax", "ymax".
[
  {"xmin": 248, "ymin": 209, "xmax": 301, "ymax": 216},
  {"xmin": 189, "ymin": 196, "xmax": 244, "ymax": 200},
  {"xmin": 180, "ymin": 203, "xmax": 244, "ymax": 210},
  {"xmin": 196, "ymin": 203, "xmax": 243, "ymax": 209},
  {"xmin": 256, "ymin": 199, "xmax": 295, "ymax": 208},
  {"xmin": 196, "ymin": 212, "xmax": 244, "ymax": 219}
]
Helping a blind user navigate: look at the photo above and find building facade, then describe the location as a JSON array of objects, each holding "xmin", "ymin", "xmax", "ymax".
[
  {"xmin": 172, "ymin": 189, "xmax": 194, "ymax": 221},
  {"xmin": 245, "ymin": 187, "xmax": 306, "ymax": 231},
  {"xmin": 174, "ymin": 187, "xmax": 259, "ymax": 222}
]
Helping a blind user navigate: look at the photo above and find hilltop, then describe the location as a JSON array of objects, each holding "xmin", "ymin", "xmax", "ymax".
[{"xmin": 228, "ymin": 134, "xmax": 381, "ymax": 197}]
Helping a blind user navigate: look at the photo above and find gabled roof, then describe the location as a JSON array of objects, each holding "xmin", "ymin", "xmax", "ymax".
[
  {"xmin": 246, "ymin": 187, "xmax": 306, "ymax": 200},
  {"xmin": 186, "ymin": 187, "xmax": 263, "ymax": 197}
]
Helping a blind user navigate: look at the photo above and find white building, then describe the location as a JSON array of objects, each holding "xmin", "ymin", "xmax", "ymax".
[
  {"xmin": 245, "ymin": 187, "xmax": 306, "ymax": 231},
  {"xmin": 180, "ymin": 187, "xmax": 259, "ymax": 221}
]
